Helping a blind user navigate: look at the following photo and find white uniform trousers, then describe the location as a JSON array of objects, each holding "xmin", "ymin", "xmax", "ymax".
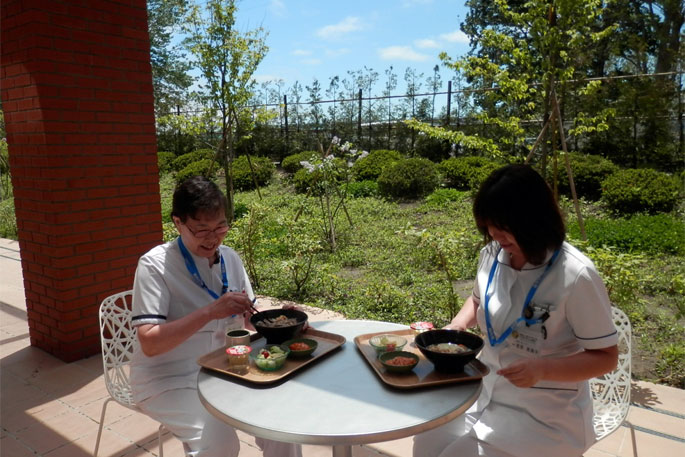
[{"xmin": 138, "ymin": 388, "xmax": 302, "ymax": 457}]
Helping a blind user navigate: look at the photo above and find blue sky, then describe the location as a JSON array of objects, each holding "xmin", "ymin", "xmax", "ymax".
[{"xmin": 235, "ymin": 0, "xmax": 471, "ymax": 96}]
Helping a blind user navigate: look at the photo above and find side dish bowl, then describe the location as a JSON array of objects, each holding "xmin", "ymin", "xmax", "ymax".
[
  {"xmin": 250, "ymin": 309, "xmax": 308, "ymax": 344},
  {"xmin": 379, "ymin": 350, "xmax": 419, "ymax": 373},
  {"xmin": 283, "ymin": 338, "xmax": 318, "ymax": 358},
  {"xmin": 414, "ymin": 329, "xmax": 483, "ymax": 373},
  {"xmin": 368, "ymin": 334, "xmax": 408, "ymax": 356},
  {"xmin": 251, "ymin": 344, "xmax": 290, "ymax": 371}
]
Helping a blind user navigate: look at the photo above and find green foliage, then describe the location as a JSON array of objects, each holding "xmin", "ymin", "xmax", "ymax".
[
  {"xmin": 281, "ymin": 150, "xmax": 317, "ymax": 174},
  {"xmin": 552, "ymin": 152, "xmax": 619, "ymax": 201},
  {"xmin": 438, "ymin": 156, "xmax": 501, "ymax": 190},
  {"xmin": 231, "ymin": 202, "xmax": 268, "ymax": 287},
  {"xmin": 157, "ymin": 150, "xmax": 176, "ymax": 174},
  {"xmin": 378, "ymin": 157, "xmax": 441, "ymax": 200},
  {"xmin": 175, "ymin": 158, "xmax": 214, "ymax": 184},
  {"xmin": 0, "ymin": 196, "xmax": 17, "ymax": 239},
  {"xmin": 424, "ymin": 188, "xmax": 468, "ymax": 207},
  {"xmin": 351, "ymin": 149, "xmax": 402, "ymax": 181},
  {"xmin": 569, "ymin": 214, "xmax": 685, "ymax": 255},
  {"xmin": 601, "ymin": 168, "xmax": 681, "ymax": 215},
  {"xmin": 231, "ymin": 155, "xmax": 275, "ymax": 191},
  {"xmin": 346, "ymin": 180, "xmax": 379, "ymax": 198},
  {"xmin": 172, "ymin": 148, "xmax": 214, "ymax": 172}
]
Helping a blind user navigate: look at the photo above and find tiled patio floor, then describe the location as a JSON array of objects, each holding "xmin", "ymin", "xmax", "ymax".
[{"xmin": 1, "ymin": 238, "xmax": 683, "ymax": 457}]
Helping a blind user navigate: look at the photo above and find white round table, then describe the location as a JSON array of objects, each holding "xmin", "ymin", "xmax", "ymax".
[{"xmin": 197, "ymin": 320, "xmax": 482, "ymax": 457}]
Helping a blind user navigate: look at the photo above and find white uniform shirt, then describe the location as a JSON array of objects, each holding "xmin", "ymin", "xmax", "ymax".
[
  {"xmin": 468, "ymin": 241, "xmax": 618, "ymax": 456},
  {"xmin": 130, "ymin": 238, "xmax": 253, "ymax": 403}
]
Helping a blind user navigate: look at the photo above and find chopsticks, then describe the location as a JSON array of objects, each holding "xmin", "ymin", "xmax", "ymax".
[{"xmin": 249, "ymin": 297, "xmax": 259, "ymax": 315}]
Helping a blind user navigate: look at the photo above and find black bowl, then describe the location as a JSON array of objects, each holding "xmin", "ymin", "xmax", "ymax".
[
  {"xmin": 414, "ymin": 329, "xmax": 484, "ymax": 373},
  {"xmin": 250, "ymin": 309, "xmax": 308, "ymax": 344}
]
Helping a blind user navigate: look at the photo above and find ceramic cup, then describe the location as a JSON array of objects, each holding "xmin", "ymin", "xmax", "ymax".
[{"xmin": 226, "ymin": 329, "xmax": 251, "ymax": 347}]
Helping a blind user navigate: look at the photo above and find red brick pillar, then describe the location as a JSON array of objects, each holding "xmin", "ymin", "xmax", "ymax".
[{"xmin": 1, "ymin": 0, "xmax": 162, "ymax": 361}]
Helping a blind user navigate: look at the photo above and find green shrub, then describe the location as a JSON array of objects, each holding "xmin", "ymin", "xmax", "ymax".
[
  {"xmin": 172, "ymin": 148, "xmax": 214, "ymax": 172},
  {"xmin": 552, "ymin": 152, "xmax": 619, "ymax": 201},
  {"xmin": 569, "ymin": 214, "xmax": 685, "ymax": 255},
  {"xmin": 378, "ymin": 157, "xmax": 441, "ymax": 199},
  {"xmin": 0, "ymin": 197, "xmax": 17, "ymax": 239},
  {"xmin": 424, "ymin": 188, "xmax": 467, "ymax": 207},
  {"xmin": 351, "ymin": 149, "xmax": 402, "ymax": 181},
  {"xmin": 157, "ymin": 151, "xmax": 176, "ymax": 174},
  {"xmin": 438, "ymin": 156, "xmax": 501, "ymax": 190},
  {"xmin": 281, "ymin": 150, "xmax": 318, "ymax": 174},
  {"xmin": 346, "ymin": 180, "xmax": 379, "ymax": 198},
  {"xmin": 175, "ymin": 159, "xmax": 214, "ymax": 184},
  {"xmin": 231, "ymin": 155, "xmax": 275, "ymax": 191},
  {"xmin": 601, "ymin": 168, "xmax": 680, "ymax": 215}
]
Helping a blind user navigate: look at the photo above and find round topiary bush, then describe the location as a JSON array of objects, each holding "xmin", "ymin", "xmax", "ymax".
[
  {"xmin": 172, "ymin": 149, "xmax": 214, "ymax": 172},
  {"xmin": 601, "ymin": 168, "xmax": 681, "ymax": 215},
  {"xmin": 291, "ymin": 157, "xmax": 348, "ymax": 194},
  {"xmin": 175, "ymin": 159, "xmax": 214, "ymax": 184},
  {"xmin": 378, "ymin": 157, "xmax": 441, "ymax": 200},
  {"xmin": 157, "ymin": 151, "xmax": 176, "ymax": 174},
  {"xmin": 345, "ymin": 180, "xmax": 379, "ymax": 198},
  {"xmin": 351, "ymin": 149, "xmax": 402, "ymax": 181},
  {"xmin": 281, "ymin": 150, "xmax": 318, "ymax": 174},
  {"xmin": 231, "ymin": 155, "xmax": 275, "ymax": 191},
  {"xmin": 438, "ymin": 156, "xmax": 501, "ymax": 190},
  {"xmin": 552, "ymin": 152, "xmax": 619, "ymax": 201}
]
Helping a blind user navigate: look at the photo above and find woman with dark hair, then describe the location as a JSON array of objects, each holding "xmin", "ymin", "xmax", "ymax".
[
  {"xmin": 130, "ymin": 176, "xmax": 301, "ymax": 457},
  {"xmin": 413, "ymin": 164, "xmax": 618, "ymax": 457}
]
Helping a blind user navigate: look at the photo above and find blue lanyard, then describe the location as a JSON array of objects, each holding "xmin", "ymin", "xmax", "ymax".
[
  {"xmin": 483, "ymin": 248, "xmax": 560, "ymax": 347},
  {"xmin": 177, "ymin": 237, "xmax": 228, "ymax": 299}
]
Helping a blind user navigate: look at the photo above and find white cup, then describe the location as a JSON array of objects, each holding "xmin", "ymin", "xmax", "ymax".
[{"xmin": 226, "ymin": 329, "xmax": 251, "ymax": 347}]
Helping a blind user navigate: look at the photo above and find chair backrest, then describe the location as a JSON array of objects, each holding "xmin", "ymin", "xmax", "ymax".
[
  {"xmin": 589, "ymin": 305, "xmax": 632, "ymax": 439},
  {"xmin": 99, "ymin": 290, "xmax": 137, "ymax": 406}
]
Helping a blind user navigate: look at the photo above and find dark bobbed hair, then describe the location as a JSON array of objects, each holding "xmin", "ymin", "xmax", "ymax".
[
  {"xmin": 171, "ymin": 176, "xmax": 227, "ymax": 222},
  {"xmin": 473, "ymin": 164, "xmax": 565, "ymax": 265}
]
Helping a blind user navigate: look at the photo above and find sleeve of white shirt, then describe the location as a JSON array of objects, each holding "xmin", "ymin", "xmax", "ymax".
[
  {"xmin": 565, "ymin": 263, "xmax": 618, "ymax": 350},
  {"xmin": 131, "ymin": 255, "xmax": 170, "ymax": 327}
]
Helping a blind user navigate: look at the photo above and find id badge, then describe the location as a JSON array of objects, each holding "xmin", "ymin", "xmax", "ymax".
[{"xmin": 507, "ymin": 323, "xmax": 545, "ymax": 356}]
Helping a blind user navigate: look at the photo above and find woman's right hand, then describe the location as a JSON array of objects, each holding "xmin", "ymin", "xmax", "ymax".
[{"xmin": 210, "ymin": 291, "xmax": 253, "ymax": 319}]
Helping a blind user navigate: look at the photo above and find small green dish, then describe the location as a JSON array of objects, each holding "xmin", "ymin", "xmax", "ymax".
[
  {"xmin": 379, "ymin": 351, "xmax": 419, "ymax": 373},
  {"xmin": 283, "ymin": 338, "xmax": 318, "ymax": 358},
  {"xmin": 252, "ymin": 344, "xmax": 290, "ymax": 371}
]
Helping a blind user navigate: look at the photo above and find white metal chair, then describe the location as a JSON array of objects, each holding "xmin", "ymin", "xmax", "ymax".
[
  {"xmin": 590, "ymin": 305, "xmax": 633, "ymax": 440},
  {"xmin": 94, "ymin": 290, "xmax": 166, "ymax": 457}
]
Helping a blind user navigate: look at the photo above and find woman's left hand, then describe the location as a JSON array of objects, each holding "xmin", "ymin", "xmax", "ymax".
[{"xmin": 497, "ymin": 359, "xmax": 546, "ymax": 388}]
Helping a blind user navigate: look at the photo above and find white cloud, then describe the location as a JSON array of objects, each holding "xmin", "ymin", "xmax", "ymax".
[
  {"xmin": 415, "ymin": 38, "xmax": 440, "ymax": 49},
  {"xmin": 316, "ymin": 16, "xmax": 363, "ymax": 40},
  {"xmin": 325, "ymin": 48, "xmax": 351, "ymax": 57},
  {"xmin": 269, "ymin": 0, "xmax": 286, "ymax": 16},
  {"xmin": 440, "ymin": 30, "xmax": 469, "ymax": 44},
  {"xmin": 300, "ymin": 58, "xmax": 322, "ymax": 66},
  {"xmin": 378, "ymin": 46, "xmax": 429, "ymax": 62},
  {"xmin": 292, "ymin": 49, "xmax": 312, "ymax": 56}
]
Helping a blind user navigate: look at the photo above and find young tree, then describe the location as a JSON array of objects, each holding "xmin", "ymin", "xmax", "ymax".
[
  {"xmin": 148, "ymin": 0, "xmax": 193, "ymax": 117},
  {"xmin": 185, "ymin": 0, "xmax": 268, "ymax": 223},
  {"xmin": 427, "ymin": 64, "xmax": 443, "ymax": 125},
  {"xmin": 382, "ymin": 66, "xmax": 398, "ymax": 148}
]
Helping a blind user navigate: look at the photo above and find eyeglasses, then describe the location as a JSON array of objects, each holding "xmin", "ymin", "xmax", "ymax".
[{"xmin": 184, "ymin": 224, "xmax": 229, "ymax": 239}]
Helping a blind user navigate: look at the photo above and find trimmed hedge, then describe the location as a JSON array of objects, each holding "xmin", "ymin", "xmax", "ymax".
[
  {"xmin": 351, "ymin": 149, "xmax": 402, "ymax": 181},
  {"xmin": 281, "ymin": 150, "xmax": 318, "ymax": 174},
  {"xmin": 231, "ymin": 155, "xmax": 275, "ymax": 191},
  {"xmin": 601, "ymin": 168, "xmax": 680, "ymax": 215},
  {"xmin": 438, "ymin": 156, "xmax": 501, "ymax": 191},
  {"xmin": 157, "ymin": 151, "xmax": 176, "ymax": 174},
  {"xmin": 175, "ymin": 159, "xmax": 214, "ymax": 184},
  {"xmin": 553, "ymin": 152, "xmax": 619, "ymax": 201},
  {"xmin": 378, "ymin": 158, "xmax": 441, "ymax": 199},
  {"xmin": 172, "ymin": 149, "xmax": 214, "ymax": 172}
]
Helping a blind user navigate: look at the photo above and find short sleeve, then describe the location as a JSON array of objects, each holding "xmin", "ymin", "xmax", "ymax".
[
  {"xmin": 131, "ymin": 256, "xmax": 170, "ymax": 326},
  {"xmin": 565, "ymin": 265, "xmax": 618, "ymax": 350}
]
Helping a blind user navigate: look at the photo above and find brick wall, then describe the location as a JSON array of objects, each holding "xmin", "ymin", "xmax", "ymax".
[{"xmin": 1, "ymin": 0, "xmax": 162, "ymax": 361}]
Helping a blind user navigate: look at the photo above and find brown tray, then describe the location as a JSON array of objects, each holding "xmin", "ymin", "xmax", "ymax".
[
  {"xmin": 197, "ymin": 328, "xmax": 346, "ymax": 384},
  {"xmin": 354, "ymin": 329, "xmax": 489, "ymax": 389}
]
